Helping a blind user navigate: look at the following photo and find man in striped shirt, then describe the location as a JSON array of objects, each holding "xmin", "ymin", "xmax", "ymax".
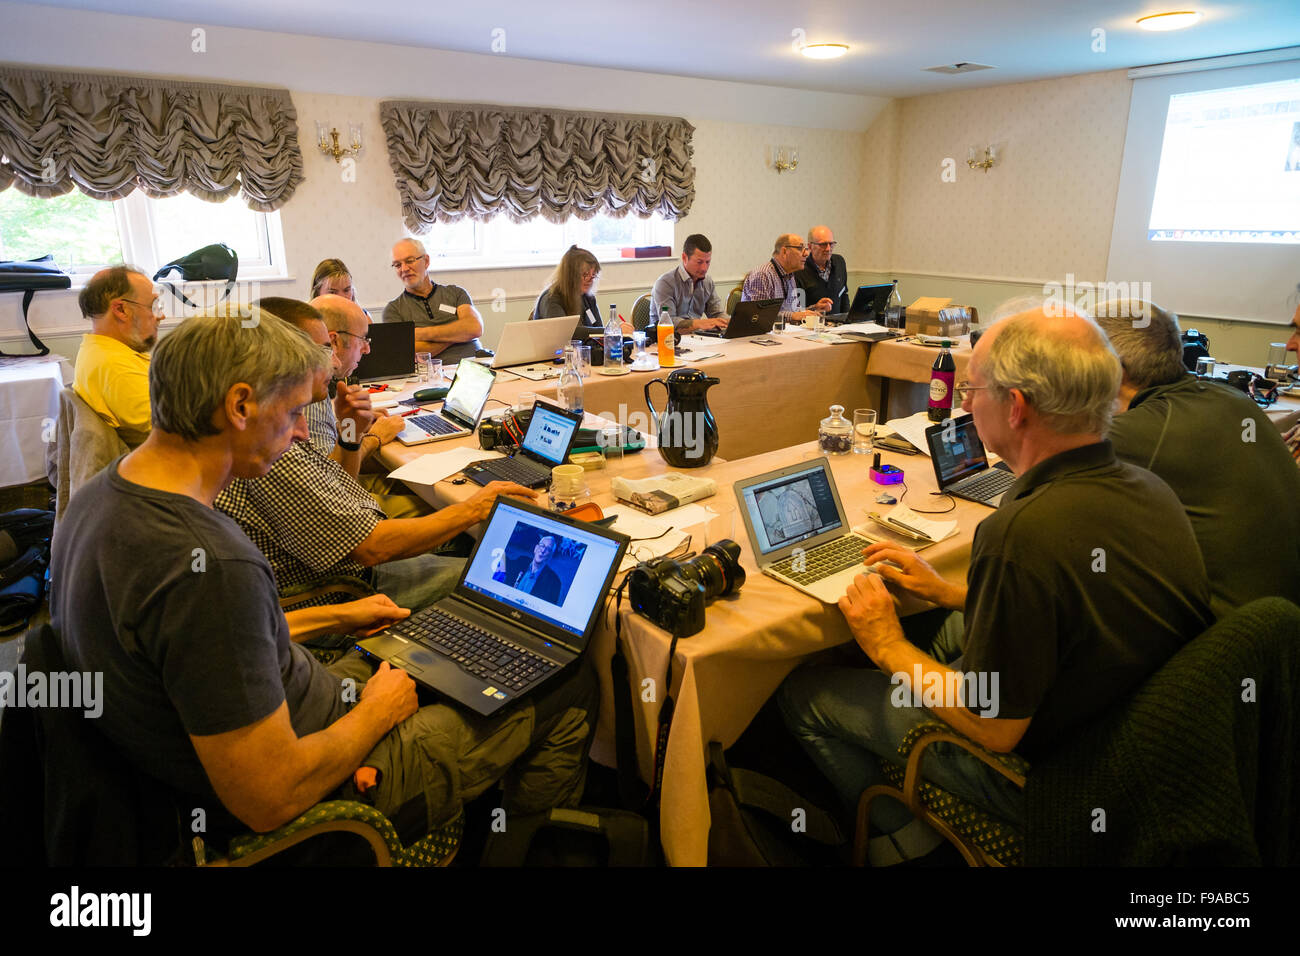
[{"xmin": 741, "ymin": 233, "xmax": 829, "ymax": 327}]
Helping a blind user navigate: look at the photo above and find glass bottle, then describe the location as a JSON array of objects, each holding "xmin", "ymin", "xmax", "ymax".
[
  {"xmin": 657, "ymin": 306, "xmax": 677, "ymax": 368},
  {"xmin": 604, "ymin": 303, "xmax": 623, "ymax": 368},
  {"xmin": 928, "ymin": 341, "xmax": 956, "ymax": 422},
  {"xmin": 557, "ymin": 345, "xmax": 584, "ymax": 415},
  {"xmin": 885, "ymin": 279, "xmax": 903, "ymax": 329},
  {"xmin": 819, "ymin": 404, "xmax": 853, "ymax": 455}
]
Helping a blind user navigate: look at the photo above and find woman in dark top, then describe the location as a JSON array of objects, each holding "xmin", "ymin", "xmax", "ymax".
[{"xmin": 534, "ymin": 245, "xmax": 602, "ymax": 337}]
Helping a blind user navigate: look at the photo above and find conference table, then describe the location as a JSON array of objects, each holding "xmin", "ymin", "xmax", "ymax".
[
  {"xmin": 374, "ymin": 335, "xmax": 991, "ymax": 866},
  {"xmin": 0, "ymin": 355, "xmax": 68, "ymax": 488}
]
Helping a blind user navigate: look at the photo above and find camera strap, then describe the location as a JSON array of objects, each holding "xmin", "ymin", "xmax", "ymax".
[{"xmin": 610, "ymin": 577, "xmax": 681, "ymax": 812}]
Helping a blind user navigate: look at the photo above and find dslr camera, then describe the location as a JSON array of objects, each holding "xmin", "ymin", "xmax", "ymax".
[{"xmin": 627, "ymin": 540, "xmax": 745, "ymax": 638}]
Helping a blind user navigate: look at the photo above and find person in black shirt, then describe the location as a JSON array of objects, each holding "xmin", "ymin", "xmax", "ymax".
[{"xmin": 797, "ymin": 225, "xmax": 849, "ymax": 314}]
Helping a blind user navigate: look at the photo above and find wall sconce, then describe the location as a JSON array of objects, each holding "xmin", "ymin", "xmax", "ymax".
[
  {"xmin": 317, "ymin": 121, "xmax": 363, "ymax": 163},
  {"xmin": 773, "ymin": 145, "xmax": 799, "ymax": 174},
  {"xmin": 967, "ymin": 144, "xmax": 997, "ymax": 172}
]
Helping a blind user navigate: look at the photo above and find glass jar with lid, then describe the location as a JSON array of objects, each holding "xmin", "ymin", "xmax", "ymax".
[{"xmin": 818, "ymin": 404, "xmax": 853, "ymax": 455}]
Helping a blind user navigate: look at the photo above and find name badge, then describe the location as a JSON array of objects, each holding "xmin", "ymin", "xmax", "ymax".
[{"xmin": 438, "ymin": 302, "xmax": 457, "ymax": 314}]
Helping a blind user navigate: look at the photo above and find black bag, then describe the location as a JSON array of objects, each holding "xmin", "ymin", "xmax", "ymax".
[
  {"xmin": 153, "ymin": 242, "xmax": 238, "ymax": 310},
  {"xmin": 0, "ymin": 255, "xmax": 70, "ymax": 356},
  {"xmin": 706, "ymin": 741, "xmax": 845, "ymax": 866},
  {"xmin": 478, "ymin": 806, "xmax": 653, "ymax": 866},
  {"xmin": 0, "ymin": 508, "xmax": 55, "ymax": 636},
  {"xmin": 1182, "ymin": 328, "xmax": 1211, "ymax": 371}
]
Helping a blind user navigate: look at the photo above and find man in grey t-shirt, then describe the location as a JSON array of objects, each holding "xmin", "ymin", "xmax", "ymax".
[{"xmin": 382, "ymin": 237, "xmax": 484, "ymax": 363}]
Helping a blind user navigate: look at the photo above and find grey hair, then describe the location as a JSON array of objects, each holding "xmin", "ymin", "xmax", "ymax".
[
  {"xmin": 1091, "ymin": 299, "xmax": 1185, "ymax": 389},
  {"xmin": 312, "ymin": 297, "xmax": 358, "ymax": 334},
  {"xmin": 980, "ymin": 314, "xmax": 1122, "ymax": 436},
  {"xmin": 394, "ymin": 237, "xmax": 427, "ymax": 257},
  {"xmin": 150, "ymin": 310, "xmax": 330, "ymax": 442},
  {"xmin": 78, "ymin": 265, "xmax": 148, "ymax": 318}
]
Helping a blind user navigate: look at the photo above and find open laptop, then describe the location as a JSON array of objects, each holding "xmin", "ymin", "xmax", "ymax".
[
  {"xmin": 356, "ymin": 498, "xmax": 629, "ymax": 716},
  {"xmin": 352, "ymin": 321, "xmax": 415, "ymax": 382},
  {"xmin": 395, "ymin": 358, "xmax": 496, "ymax": 445},
  {"xmin": 694, "ymin": 298, "xmax": 780, "ymax": 338},
  {"xmin": 924, "ymin": 415, "xmax": 1015, "ymax": 507},
  {"xmin": 463, "ymin": 400, "xmax": 583, "ymax": 488},
  {"xmin": 490, "ymin": 316, "xmax": 579, "ymax": 369},
  {"xmin": 734, "ymin": 457, "xmax": 874, "ymax": 603},
  {"xmin": 825, "ymin": 284, "xmax": 894, "ymax": 325}
]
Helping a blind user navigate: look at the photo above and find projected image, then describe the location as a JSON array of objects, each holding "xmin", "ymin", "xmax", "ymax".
[
  {"xmin": 490, "ymin": 524, "xmax": 586, "ymax": 605},
  {"xmin": 756, "ymin": 480, "xmax": 820, "ymax": 547},
  {"xmin": 1148, "ymin": 77, "xmax": 1300, "ymax": 244}
]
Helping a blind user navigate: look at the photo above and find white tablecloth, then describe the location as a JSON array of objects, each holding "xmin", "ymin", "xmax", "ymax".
[{"xmin": 0, "ymin": 356, "xmax": 67, "ymax": 488}]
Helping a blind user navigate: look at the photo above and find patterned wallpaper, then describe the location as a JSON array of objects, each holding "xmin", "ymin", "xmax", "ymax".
[{"xmin": 877, "ymin": 69, "xmax": 1132, "ymax": 282}]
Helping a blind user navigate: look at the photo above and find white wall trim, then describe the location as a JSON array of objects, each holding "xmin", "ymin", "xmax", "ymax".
[{"xmin": 1127, "ymin": 46, "xmax": 1300, "ymax": 79}]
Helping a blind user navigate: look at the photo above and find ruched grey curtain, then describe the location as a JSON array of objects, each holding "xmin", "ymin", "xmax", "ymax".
[
  {"xmin": 0, "ymin": 66, "xmax": 303, "ymax": 211},
  {"xmin": 380, "ymin": 100, "xmax": 694, "ymax": 231}
]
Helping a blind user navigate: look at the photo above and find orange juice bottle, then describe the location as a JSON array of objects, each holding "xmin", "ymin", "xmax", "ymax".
[{"xmin": 657, "ymin": 307, "xmax": 676, "ymax": 367}]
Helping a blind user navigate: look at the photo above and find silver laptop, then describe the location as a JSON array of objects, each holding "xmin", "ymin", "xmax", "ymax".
[
  {"xmin": 924, "ymin": 416, "xmax": 1015, "ymax": 507},
  {"xmin": 735, "ymin": 458, "xmax": 873, "ymax": 603},
  {"xmin": 356, "ymin": 498, "xmax": 628, "ymax": 716},
  {"xmin": 396, "ymin": 358, "xmax": 496, "ymax": 446},
  {"xmin": 491, "ymin": 316, "xmax": 580, "ymax": 368}
]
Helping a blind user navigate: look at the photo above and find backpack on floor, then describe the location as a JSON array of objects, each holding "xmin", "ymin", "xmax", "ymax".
[{"xmin": 0, "ymin": 509, "xmax": 55, "ymax": 636}]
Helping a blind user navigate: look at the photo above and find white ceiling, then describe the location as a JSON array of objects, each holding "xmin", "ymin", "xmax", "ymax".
[{"xmin": 16, "ymin": 0, "xmax": 1300, "ymax": 97}]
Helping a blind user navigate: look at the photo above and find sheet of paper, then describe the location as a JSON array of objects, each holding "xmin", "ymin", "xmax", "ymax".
[
  {"xmin": 884, "ymin": 411, "xmax": 970, "ymax": 456},
  {"xmin": 882, "ymin": 505, "xmax": 958, "ymax": 542},
  {"xmin": 833, "ymin": 320, "xmax": 894, "ymax": 335},
  {"xmin": 794, "ymin": 331, "xmax": 857, "ymax": 345},
  {"xmin": 387, "ymin": 447, "xmax": 504, "ymax": 485},
  {"xmin": 607, "ymin": 502, "xmax": 713, "ymax": 570}
]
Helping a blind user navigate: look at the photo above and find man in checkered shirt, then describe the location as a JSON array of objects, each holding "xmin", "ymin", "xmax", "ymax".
[{"xmin": 216, "ymin": 299, "xmax": 531, "ymax": 611}]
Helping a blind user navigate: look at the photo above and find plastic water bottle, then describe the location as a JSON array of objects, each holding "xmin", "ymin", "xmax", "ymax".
[
  {"xmin": 657, "ymin": 306, "xmax": 676, "ymax": 368},
  {"xmin": 885, "ymin": 279, "xmax": 903, "ymax": 328},
  {"xmin": 558, "ymin": 345, "xmax": 584, "ymax": 415},
  {"xmin": 604, "ymin": 303, "xmax": 623, "ymax": 369}
]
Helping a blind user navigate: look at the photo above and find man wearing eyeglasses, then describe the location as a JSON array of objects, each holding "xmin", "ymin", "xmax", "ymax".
[
  {"xmin": 73, "ymin": 266, "xmax": 166, "ymax": 446},
  {"xmin": 741, "ymin": 233, "xmax": 828, "ymax": 327},
  {"xmin": 382, "ymin": 238, "xmax": 484, "ymax": 362},
  {"xmin": 797, "ymin": 225, "xmax": 850, "ymax": 315}
]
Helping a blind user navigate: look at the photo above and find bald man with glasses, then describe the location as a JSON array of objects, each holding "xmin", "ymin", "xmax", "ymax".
[
  {"xmin": 797, "ymin": 225, "xmax": 850, "ymax": 315},
  {"xmin": 741, "ymin": 233, "xmax": 830, "ymax": 327}
]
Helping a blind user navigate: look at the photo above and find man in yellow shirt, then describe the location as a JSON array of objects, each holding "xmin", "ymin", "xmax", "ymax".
[{"xmin": 74, "ymin": 267, "xmax": 163, "ymax": 446}]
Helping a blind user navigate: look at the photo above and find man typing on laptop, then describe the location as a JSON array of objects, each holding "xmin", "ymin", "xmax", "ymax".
[
  {"xmin": 52, "ymin": 312, "xmax": 597, "ymax": 853},
  {"xmin": 780, "ymin": 305, "xmax": 1213, "ymax": 864}
]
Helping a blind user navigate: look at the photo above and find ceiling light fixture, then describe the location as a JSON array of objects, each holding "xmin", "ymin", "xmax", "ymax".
[
  {"xmin": 1136, "ymin": 11, "xmax": 1203, "ymax": 31},
  {"xmin": 801, "ymin": 43, "xmax": 849, "ymax": 60}
]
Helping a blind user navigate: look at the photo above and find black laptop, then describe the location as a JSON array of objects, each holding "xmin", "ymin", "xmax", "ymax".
[
  {"xmin": 825, "ymin": 284, "xmax": 894, "ymax": 326},
  {"xmin": 924, "ymin": 415, "xmax": 1016, "ymax": 507},
  {"xmin": 352, "ymin": 321, "xmax": 415, "ymax": 382},
  {"xmin": 463, "ymin": 400, "xmax": 583, "ymax": 489},
  {"xmin": 357, "ymin": 498, "xmax": 628, "ymax": 716},
  {"xmin": 695, "ymin": 298, "xmax": 781, "ymax": 338}
]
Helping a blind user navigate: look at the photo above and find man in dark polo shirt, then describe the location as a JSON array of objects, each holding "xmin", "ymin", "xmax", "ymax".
[
  {"xmin": 382, "ymin": 237, "xmax": 484, "ymax": 362},
  {"xmin": 780, "ymin": 306, "xmax": 1213, "ymax": 864},
  {"xmin": 1095, "ymin": 298, "xmax": 1300, "ymax": 617},
  {"xmin": 796, "ymin": 225, "xmax": 849, "ymax": 314},
  {"xmin": 51, "ymin": 312, "xmax": 596, "ymax": 849}
]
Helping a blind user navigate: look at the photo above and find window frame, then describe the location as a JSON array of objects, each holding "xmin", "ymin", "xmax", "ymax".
[{"xmin": 422, "ymin": 212, "xmax": 675, "ymax": 271}]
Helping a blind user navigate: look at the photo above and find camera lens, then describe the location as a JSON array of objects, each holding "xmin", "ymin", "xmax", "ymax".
[{"xmin": 678, "ymin": 539, "xmax": 745, "ymax": 600}]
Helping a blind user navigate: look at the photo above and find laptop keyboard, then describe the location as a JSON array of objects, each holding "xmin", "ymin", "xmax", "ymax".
[
  {"xmin": 398, "ymin": 607, "xmax": 559, "ymax": 691},
  {"xmin": 478, "ymin": 456, "xmax": 548, "ymax": 485},
  {"xmin": 770, "ymin": 535, "xmax": 867, "ymax": 585},
  {"xmin": 409, "ymin": 413, "xmax": 462, "ymax": 437},
  {"xmin": 955, "ymin": 468, "xmax": 1015, "ymax": 499}
]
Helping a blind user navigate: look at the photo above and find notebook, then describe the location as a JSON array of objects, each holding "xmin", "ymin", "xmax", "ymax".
[
  {"xmin": 352, "ymin": 321, "xmax": 415, "ymax": 382},
  {"xmin": 356, "ymin": 498, "xmax": 628, "ymax": 716},
  {"xmin": 463, "ymin": 400, "xmax": 583, "ymax": 488},
  {"xmin": 734, "ymin": 457, "xmax": 873, "ymax": 603},
  {"xmin": 924, "ymin": 416, "xmax": 1015, "ymax": 506},
  {"xmin": 395, "ymin": 358, "xmax": 496, "ymax": 446},
  {"xmin": 490, "ymin": 316, "xmax": 578, "ymax": 369}
]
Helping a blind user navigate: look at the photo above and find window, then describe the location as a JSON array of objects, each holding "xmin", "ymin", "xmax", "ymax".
[
  {"xmin": 421, "ymin": 212, "xmax": 674, "ymax": 269},
  {"xmin": 0, "ymin": 189, "xmax": 285, "ymax": 280}
]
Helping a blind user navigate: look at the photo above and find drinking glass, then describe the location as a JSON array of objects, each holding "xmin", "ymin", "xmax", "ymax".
[
  {"xmin": 853, "ymin": 409, "xmax": 878, "ymax": 454},
  {"xmin": 1195, "ymin": 357, "xmax": 1216, "ymax": 378},
  {"xmin": 515, "ymin": 390, "xmax": 537, "ymax": 413},
  {"xmin": 415, "ymin": 351, "xmax": 433, "ymax": 382},
  {"xmin": 574, "ymin": 345, "xmax": 592, "ymax": 377}
]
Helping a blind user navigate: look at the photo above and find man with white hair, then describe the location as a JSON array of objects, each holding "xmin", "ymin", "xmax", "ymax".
[
  {"xmin": 780, "ymin": 306, "xmax": 1213, "ymax": 864},
  {"xmin": 382, "ymin": 237, "xmax": 484, "ymax": 361},
  {"xmin": 1094, "ymin": 298, "xmax": 1300, "ymax": 616},
  {"xmin": 796, "ymin": 225, "xmax": 849, "ymax": 314}
]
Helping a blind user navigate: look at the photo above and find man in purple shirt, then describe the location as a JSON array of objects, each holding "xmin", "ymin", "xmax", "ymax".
[{"xmin": 741, "ymin": 234, "xmax": 830, "ymax": 326}]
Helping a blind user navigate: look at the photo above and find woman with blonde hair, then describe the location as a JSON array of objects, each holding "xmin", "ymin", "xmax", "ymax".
[
  {"xmin": 533, "ymin": 245, "xmax": 602, "ymax": 337},
  {"xmin": 311, "ymin": 258, "xmax": 357, "ymax": 300}
]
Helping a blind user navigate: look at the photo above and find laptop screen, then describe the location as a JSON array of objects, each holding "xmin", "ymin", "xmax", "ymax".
[
  {"xmin": 352, "ymin": 321, "xmax": 414, "ymax": 381},
  {"xmin": 442, "ymin": 359, "xmax": 495, "ymax": 428},
  {"xmin": 738, "ymin": 461, "xmax": 844, "ymax": 555},
  {"xmin": 522, "ymin": 402, "xmax": 581, "ymax": 466},
  {"xmin": 928, "ymin": 416, "xmax": 989, "ymax": 486},
  {"xmin": 461, "ymin": 500, "xmax": 625, "ymax": 640}
]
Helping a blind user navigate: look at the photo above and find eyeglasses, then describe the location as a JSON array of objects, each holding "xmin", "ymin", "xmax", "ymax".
[
  {"xmin": 810, "ymin": 241, "xmax": 837, "ymax": 249},
  {"xmin": 781, "ymin": 244, "xmax": 809, "ymax": 253},
  {"xmin": 335, "ymin": 329, "xmax": 372, "ymax": 346},
  {"xmin": 391, "ymin": 255, "xmax": 427, "ymax": 270},
  {"xmin": 954, "ymin": 381, "xmax": 989, "ymax": 402},
  {"xmin": 121, "ymin": 297, "xmax": 164, "ymax": 317}
]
